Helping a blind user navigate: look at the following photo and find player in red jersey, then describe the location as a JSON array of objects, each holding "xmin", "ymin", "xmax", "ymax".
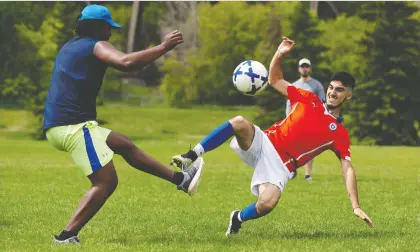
[{"xmin": 171, "ymin": 37, "xmax": 374, "ymax": 236}]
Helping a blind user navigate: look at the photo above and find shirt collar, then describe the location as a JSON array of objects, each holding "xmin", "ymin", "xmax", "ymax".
[{"xmin": 321, "ymin": 99, "xmax": 343, "ymax": 123}]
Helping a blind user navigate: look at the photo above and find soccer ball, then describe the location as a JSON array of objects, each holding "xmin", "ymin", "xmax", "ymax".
[{"xmin": 232, "ymin": 60, "xmax": 269, "ymax": 96}]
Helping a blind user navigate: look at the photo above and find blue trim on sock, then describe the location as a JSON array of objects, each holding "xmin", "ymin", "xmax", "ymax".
[
  {"xmin": 200, "ymin": 121, "xmax": 234, "ymax": 152},
  {"xmin": 240, "ymin": 202, "xmax": 258, "ymax": 222}
]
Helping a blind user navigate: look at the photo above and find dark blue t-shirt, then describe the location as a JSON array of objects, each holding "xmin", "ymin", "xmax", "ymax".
[{"xmin": 43, "ymin": 37, "xmax": 107, "ymax": 131}]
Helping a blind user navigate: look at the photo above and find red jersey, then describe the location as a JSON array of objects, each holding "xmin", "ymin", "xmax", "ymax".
[{"xmin": 264, "ymin": 85, "xmax": 351, "ymax": 172}]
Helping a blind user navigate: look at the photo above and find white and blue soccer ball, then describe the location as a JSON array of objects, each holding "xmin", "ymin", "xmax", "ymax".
[{"xmin": 232, "ymin": 60, "xmax": 269, "ymax": 96}]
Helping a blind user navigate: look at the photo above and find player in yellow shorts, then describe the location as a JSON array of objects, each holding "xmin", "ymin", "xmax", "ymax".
[
  {"xmin": 46, "ymin": 121, "xmax": 113, "ymax": 176},
  {"xmin": 43, "ymin": 5, "xmax": 203, "ymax": 245}
]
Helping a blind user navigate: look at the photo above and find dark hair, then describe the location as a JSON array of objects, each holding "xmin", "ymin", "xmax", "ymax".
[
  {"xmin": 75, "ymin": 18, "xmax": 107, "ymax": 38},
  {"xmin": 330, "ymin": 71, "xmax": 356, "ymax": 90}
]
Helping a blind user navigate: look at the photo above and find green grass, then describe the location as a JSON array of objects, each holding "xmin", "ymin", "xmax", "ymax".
[{"xmin": 1, "ymin": 105, "xmax": 419, "ymax": 251}]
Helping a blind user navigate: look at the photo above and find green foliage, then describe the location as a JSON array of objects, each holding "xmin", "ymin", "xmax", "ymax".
[
  {"xmin": 318, "ymin": 15, "xmax": 374, "ymax": 80},
  {"xmin": 255, "ymin": 2, "xmax": 327, "ymax": 128},
  {"xmin": 351, "ymin": 2, "xmax": 420, "ymax": 145},
  {"xmin": 317, "ymin": 2, "xmax": 363, "ymax": 20},
  {"xmin": 316, "ymin": 14, "xmax": 375, "ymax": 119},
  {"xmin": 160, "ymin": 2, "xmax": 274, "ymax": 107},
  {"xmin": 1, "ymin": 2, "xmax": 131, "ymax": 138},
  {"xmin": 13, "ymin": 3, "xmax": 68, "ymax": 139},
  {"xmin": 0, "ymin": 2, "xmax": 50, "ymax": 104},
  {"xmin": 138, "ymin": 2, "xmax": 167, "ymax": 85}
]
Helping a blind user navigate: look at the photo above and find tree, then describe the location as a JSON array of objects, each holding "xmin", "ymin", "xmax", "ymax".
[
  {"xmin": 351, "ymin": 2, "xmax": 420, "ymax": 145},
  {"xmin": 317, "ymin": 15, "xmax": 373, "ymax": 80},
  {"xmin": 14, "ymin": 2, "xmax": 71, "ymax": 139},
  {"xmin": 255, "ymin": 2, "xmax": 328, "ymax": 128},
  {"xmin": 159, "ymin": 2, "xmax": 276, "ymax": 107},
  {"xmin": 0, "ymin": 2, "xmax": 51, "ymax": 105},
  {"xmin": 120, "ymin": 2, "xmax": 167, "ymax": 86}
]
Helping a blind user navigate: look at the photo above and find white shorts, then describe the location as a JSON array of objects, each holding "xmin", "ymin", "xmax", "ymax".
[{"xmin": 230, "ymin": 125, "xmax": 290, "ymax": 196}]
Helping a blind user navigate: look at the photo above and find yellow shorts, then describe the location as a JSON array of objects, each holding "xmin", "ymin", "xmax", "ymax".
[{"xmin": 46, "ymin": 121, "xmax": 114, "ymax": 176}]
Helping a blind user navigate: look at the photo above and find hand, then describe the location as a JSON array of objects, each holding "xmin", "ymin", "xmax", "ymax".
[
  {"xmin": 353, "ymin": 207, "xmax": 374, "ymax": 228},
  {"xmin": 277, "ymin": 37, "xmax": 295, "ymax": 56},
  {"xmin": 161, "ymin": 30, "xmax": 184, "ymax": 51}
]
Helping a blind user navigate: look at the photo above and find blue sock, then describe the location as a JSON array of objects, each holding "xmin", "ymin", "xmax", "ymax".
[
  {"xmin": 239, "ymin": 202, "xmax": 259, "ymax": 222},
  {"xmin": 197, "ymin": 121, "xmax": 234, "ymax": 153}
]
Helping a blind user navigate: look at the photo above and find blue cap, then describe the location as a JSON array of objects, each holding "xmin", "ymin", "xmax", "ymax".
[{"xmin": 78, "ymin": 4, "xmax": 120, "ymax": 28}]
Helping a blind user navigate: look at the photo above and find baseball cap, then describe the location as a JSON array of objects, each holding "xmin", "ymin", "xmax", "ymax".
[
  {"xmin": 299, "ymin": 58, "xmax": 311, "ymax": 67},
  {"xmin": 78, "ymin": 4, "xmax": 120, "ymax": 28}
]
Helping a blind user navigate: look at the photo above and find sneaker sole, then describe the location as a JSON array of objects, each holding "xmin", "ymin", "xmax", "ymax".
[
  {"xmin": 52, "ymin": 236, "xmax": 80, "ymax": 245},
  {"xmin": 187, "ymin": 157, "xmax": 204, "ymax": 196},
  {"xmin": 225, "ymin": 210, "xmax": 240, "ymax": 237}
]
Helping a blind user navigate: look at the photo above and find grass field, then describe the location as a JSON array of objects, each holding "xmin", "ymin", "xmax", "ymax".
[{"xmin": 1, "ymin": 105, "xmax": 419, "ymax": 252}]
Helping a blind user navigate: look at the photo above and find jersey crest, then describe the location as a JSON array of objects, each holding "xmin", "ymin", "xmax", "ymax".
[{"xmin": 329, "ymin": 122, "xmax": 338, "ymax": 132}]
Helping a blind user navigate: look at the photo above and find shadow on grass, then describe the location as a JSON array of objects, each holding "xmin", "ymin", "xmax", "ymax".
[
  {"xmin": 129, "ymin": 135, "xmax": 163, "ymax": 141},
  {"xmin": 0, "ymin": 132, "xmax": 34, "ymax": 140},
  {"xmin": 119, "ymin": 229, "xmax": 398, "ymax": 246},
  {"xmin": 275, "ymin": 230, "xmax": 393, "ymax": 239},
  {"xmin": 0, "ymin": 219, "xmax": 13, "ymax": 228},
  {"xmin": 107, "ymin": 237, "xmax": 131, "ymax": 245}
]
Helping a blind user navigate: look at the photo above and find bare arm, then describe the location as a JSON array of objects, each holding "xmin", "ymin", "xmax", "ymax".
[
  {"xmin": 268, "ymin": 51, "xmax": 292, "ymax": 97},
  {"xmin": 341, "ymin": 159, "xmax": 360, "ymax": 209},
  {"xmin": 340, "ymin": 159, "xmax": 374, "ymax": 228},
  {"xmin": 93, "ymin": 30, "xmax": 183, "ymax": 72},
  {"xmin": 94, "ymin": 42, "xmax": 166, "ymax": 72},
  {"xmin": 268, "ymin": 37, "xmax": 295, "ymax": 97}
]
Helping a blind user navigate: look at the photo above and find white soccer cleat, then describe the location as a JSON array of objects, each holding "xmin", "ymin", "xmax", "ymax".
[
  {"xmin": 171, "ymin": 154, "xmax": 193, "ymax": 170},
  {"xmin": 177, "ymin": 157, "xmax": 204, "ymax": 196},
  {"xmin": 53, "ymin": 235, "xmax": 80, "ymax": 245}
]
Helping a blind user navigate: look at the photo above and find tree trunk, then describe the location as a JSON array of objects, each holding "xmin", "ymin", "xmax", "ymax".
[
  {"xmin": 310, "ymin": 1, "xmax": 319, "ymax": 15},
  {"xmin": 310, "ymin": 1, "xmax": 339, "ymax": 17},
  {"xmin": 326, "ymin": 1, "xmax": 339, "ymax": 16},
  {"xmin": 127, "ymin": 1, "xmax": 140, "ymax": 53}
]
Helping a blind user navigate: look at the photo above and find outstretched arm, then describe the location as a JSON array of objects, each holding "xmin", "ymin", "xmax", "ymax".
[
  {"xmin": 268, "ymin": 37, "xmax": 295, "ymax": 97},
  {"xmin": 93, "ymin": 30, "xmax": 184, "ymax": 72},
  {"xmin": 340, "ymin": 159, "xmax": 374, "ymax": 228}
]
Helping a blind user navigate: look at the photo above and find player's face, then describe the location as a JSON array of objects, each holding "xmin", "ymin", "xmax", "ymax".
[
  {"xmin": 299, "ymin": 64, "xmax": 311, "ymax": 77},
  {"xmin": 326, "ymin": 81, "xmax": 352, "ymax": 109}
]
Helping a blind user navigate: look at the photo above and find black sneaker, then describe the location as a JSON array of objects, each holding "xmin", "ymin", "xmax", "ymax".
[
  {"xmin": 225, "ymin": 210, "xmax": 242, "ymax": 237},
  {"xmin": 53, "ymin": 235, "xmax": 80, "ymax": 245}
]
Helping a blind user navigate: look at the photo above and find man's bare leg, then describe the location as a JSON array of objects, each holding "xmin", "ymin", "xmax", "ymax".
[
  {"xmin": 105, "ymin": 131, "xmax": 202, "ymax": 194},
  {"xmin": 106, "ymin": 131, "xmax": 181, "ymax": 184},
  {"xmin": 226, "ymin": 183, "xmax": 281, "ymax": 236},
  {"xmin": 55, "ymin": 161, "xmax": 118, "ymax": 242}
]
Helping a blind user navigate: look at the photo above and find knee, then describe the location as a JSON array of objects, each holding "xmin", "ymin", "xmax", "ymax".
[
  {"xmin": 107, "ymin": 175, "xmax": 118, "ymax": 194},
  {"xmin": 230, "ymin": 115, "xmax": 252, "ymax": 133},
  {"xmin": 97, "ymin": 175, "xmax": 118, "ymax": 197},
  {"xmin": 256, "ymin": 198, "xmax": 279, "ymax": 216}
]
